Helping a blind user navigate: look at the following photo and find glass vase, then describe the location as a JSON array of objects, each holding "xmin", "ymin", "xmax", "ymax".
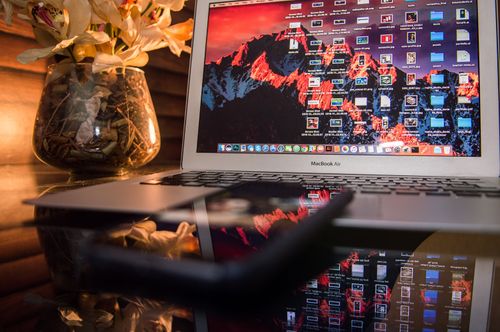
[{"xmin": 33, "ymin": 63, "xmax": 161, "ymax": 175}]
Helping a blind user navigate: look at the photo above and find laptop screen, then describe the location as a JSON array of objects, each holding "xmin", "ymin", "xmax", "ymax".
[{"xmin": 197, "ymin": 0, "xmax": 481, "ymax": 157}]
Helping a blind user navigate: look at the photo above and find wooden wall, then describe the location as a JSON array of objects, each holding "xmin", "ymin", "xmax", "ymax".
[{"xmin": 0, "ymin": 2, "xmax": 194, "ymax": 166}]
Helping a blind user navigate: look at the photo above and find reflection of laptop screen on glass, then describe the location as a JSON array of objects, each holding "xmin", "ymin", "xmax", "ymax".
[{"xmin": 188, "ymin": 188, "xmax": 495, "ymax": 331}]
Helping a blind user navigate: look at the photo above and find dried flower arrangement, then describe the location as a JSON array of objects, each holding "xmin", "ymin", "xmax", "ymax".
[{"xmin": 0, "ymin": 0, "xmax": 193, "ymax": 173}]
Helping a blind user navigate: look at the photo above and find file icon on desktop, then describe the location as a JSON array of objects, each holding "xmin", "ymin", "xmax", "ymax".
[
  {"xmin": 456, "ymin": 29, "xmax": 470, "ymax": 41},
  {"xmin": 457, "ymin": 50, "xmax": 470, "ymax": 63}
]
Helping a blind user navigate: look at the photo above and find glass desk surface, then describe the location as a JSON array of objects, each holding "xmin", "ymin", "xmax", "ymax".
[{"xmin": 0, "ymin": 164, "xmax": 499, "ymax": 332}]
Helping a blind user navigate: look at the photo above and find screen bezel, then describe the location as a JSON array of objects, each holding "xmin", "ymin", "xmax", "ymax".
[{"xmin": 181, "ymin": 0, "xmax": 499, "ymax": 177}]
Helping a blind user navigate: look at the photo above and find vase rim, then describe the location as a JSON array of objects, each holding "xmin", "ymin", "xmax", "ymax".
[{"xmin": 47, "ymin": 63, "xmax": 145, "ymax": 74}]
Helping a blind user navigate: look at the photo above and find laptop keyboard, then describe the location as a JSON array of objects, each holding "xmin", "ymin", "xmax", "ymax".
[{"xmin": 141, "ymin": 171, "xmax": 500, "ymax": 198}]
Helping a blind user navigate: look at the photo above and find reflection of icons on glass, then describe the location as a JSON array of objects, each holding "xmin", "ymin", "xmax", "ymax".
[
  {"xmin": 401, "ymin": 286, "xmax": 411, "ymax": 302},
  {"xmin": 312, "ymin": 2, "xmax": 324, "ymax": 8},
  {"xmin": 449, "ymin": 309, "xmax": 462, "ymax": 325},
  {"xmin": 352, "ymin": 264, "xmax": 364, "ymax": 278},
  {"xmin": 400, "ymin": 305, "xmax": 410, "ymax": 321},
  {"xmin": 381, "ymin": 14, "xmax": 393, "ymax": 23},
  {"xmin": 310, "ymin": 40, "xmax": 322, "ymax": 46},
  {"xmin": 290, "ymin": 3, "xmax": 301, "ymax": 10},
  {"xmin": 289, "ymin": 39, "xmax": 299, "ymax": 50},
  {"xmin": 424, "ymin": 309, "xmax": 437, "ymax": 324},
  {"xmin": 380, "ymin": 53, "xmax": 393, "ymax": 64},
  {"xmin": 375, "ymin": 304, "xmax": 388, "ymax": 319},
  {"xmin": 287, "ymin": 311, "xmax": 296, "ymax": 327},
  {"xmin": 377, "ymin": 264, "xmax": 387, "ymax": 280},
  {"xmin": 405, "ymin": 95, "xmax": 418, "ymax": 107},
  {"xmin": 334, "ymin": 19, "xmax": 346, "ymax": 25},
  {"xmin": 289, "ymin": 22, "xmax": 301, "ymax": 29},
  {"xmin": 452, "ymin": 290, "xmax": 462, "ymax": 305},
  {"xmin": 405, "ymin": 11, "xmax": 418, "ymax": 23},
  {"xmin": 423, "ymin": 289, "xmax": 438, "ymax": 304},
  {"xmin": 400, "ymin": 267, "xmax": 414, "ymax": 282},
  {"xmin": 381, "ymin": 0, "xmax": 393, "ymax": 3},
  {"xmin": 375, "ymin": 284, "xmax": 388, "ymax": 298},
  {"xmin": 426, "ymin": 270, "xmax": 440, "ymax": 284},
  {"xmin": 334, "ymin": 0, "xmax": 346, "ymax": 5},
  {"xmin": 400, "ymin": 323, "xmax": 409, "ymax": 332}
]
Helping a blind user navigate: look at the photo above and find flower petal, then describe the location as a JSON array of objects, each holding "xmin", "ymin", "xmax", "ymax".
[
  {"xmin": 17, "ymin": 46, "xmax": 55, "ymax": 63},
  {"xmin": 63, "ymin": 0, "xmax": 91, "ymax": 37},
  {"xmin": 89, "ymin": 0, "xmax": 122, "ymax": 27},
  {"xmin": 156, "ymin": 0, "xmax": 186, "ymax": 11}
]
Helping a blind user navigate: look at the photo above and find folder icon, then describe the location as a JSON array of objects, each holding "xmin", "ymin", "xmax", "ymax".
[
  {"xmin": 431, "ymin": 74, "xmax": 444, "ymax": 84},
  {"xmin": 431, "ymin": 118, "xmax": 445, "ymax": 128},
  {"xmin": 458, "ymin": 117, "xmax": 472, "ymax": 128},
  {"xmin": 430, "ymin": 11, "xmax": 443, "ymax": 21},
  {"xmin": 457, "ymin": 50, "xmax": 470, "ymax": 63},
  {"xmin": 430, "ymin": 32, "xmax": 444, "ymax": 41},
  {"xmin": 456, "ymin": 29, "xmax": 470, "ymax": 41},
  {"xmin": 430, "ymin": 53, "xmax": 444, "ymax": 62},
  {"xmin": 430, "ymin": 95, "xmax": 445, "ymax": 106}
]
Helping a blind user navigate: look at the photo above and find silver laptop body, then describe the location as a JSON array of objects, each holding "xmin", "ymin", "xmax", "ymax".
[{"xmin": 28, "ymin": 0, "xmax": 500, "ymax": 232}]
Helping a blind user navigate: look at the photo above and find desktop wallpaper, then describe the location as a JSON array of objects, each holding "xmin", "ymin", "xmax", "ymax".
[{"xmin": 197, "ymin": 0, "xmax": 481, "ymax": 157}]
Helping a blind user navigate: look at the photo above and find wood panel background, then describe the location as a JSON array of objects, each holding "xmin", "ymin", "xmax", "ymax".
[{"xmin": 0, "ymin": 1, "xmax": 195, "ymax": 166}]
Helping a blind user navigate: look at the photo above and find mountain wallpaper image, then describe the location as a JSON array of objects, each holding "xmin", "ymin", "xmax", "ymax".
[{"xmin": 198, "ymin": 17, "xmax": 480, "ymax": 157}]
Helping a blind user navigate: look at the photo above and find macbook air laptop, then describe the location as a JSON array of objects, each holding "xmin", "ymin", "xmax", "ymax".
[{"xmin": 28, "ymin": 0, "xmax": 500, "ymax": 231}]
